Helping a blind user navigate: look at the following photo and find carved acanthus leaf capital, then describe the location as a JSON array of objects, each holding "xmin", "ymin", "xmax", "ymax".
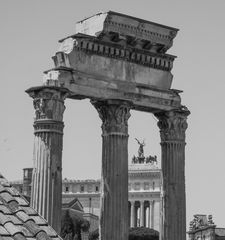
[
  {"xmin": 91, "ymin": 100, "xmax": 132, "ymax": 135},
  {"xmin": 155, "ymin": 106, "xmax": 190, "ymax": 142},
  {"xmin": 26, "ymin": 86, "xmax": 69, "ymax": 122}
]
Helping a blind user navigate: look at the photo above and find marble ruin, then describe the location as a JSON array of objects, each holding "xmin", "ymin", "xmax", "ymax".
[{"xmin": 26, "ymin": 11, "xmax": 190, "ymax": 240}]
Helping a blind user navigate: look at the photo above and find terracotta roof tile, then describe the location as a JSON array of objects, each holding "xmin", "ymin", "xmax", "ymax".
[
  {"xmin": 40, "ymin": 227, "xmax": 57, "ymax": 237},
  {"xmin": 0, "ymin": 212, "xmax": 11, "ymax": 225},
  {"xmin": 0, "ymin": 175, "xmax": 62, "ymax": 240},
  {"xmin": 16, "ymin": 226, "xmax": 33, "ymax": 237},
  {"xmin": 0, "ymin": 236, "xmax": 14, "ymax": 240},
  {"xmin": 16, "ymin": 211, "xmax": 32, "ymax": 223},
  {"xmin": 0, "ymin": 214, "xmax": 22, "ymax": 225},
  {"xmin": 20, "ymin": 207, "xmax": 37, "ymax": 216},
  {"xmin": 0, "ymin": 226, "xmax": 10, "ymax": 236},
  {"xmin": 36, "ymin": 232, "xmax": 51, "ymax": 240},
  {"xmin": 13, "ymin": 233, "xmax": 27, "ymax": 240},
  {"xmin": 0, "ymin": 193, "xmax": 15, "ymax": 204},
  {"xmin": 0, "ymin": 206, "xmax": 11, "ymax": 214},
  {"xmin": 0, "ymin": 186, "xmax": 7, "ymax": 194},
  {"xmin": 29, "ymin": 217, "xmax": 46, "ymax": 226},
  {"xmin": 8, "ymin": 201, "xmax": 21, "ymax": 213},
  {"xmin": 6, "ymin": 188, "xmax": 21, "ymax": 197},
  {"xmin": 13, "ymin": 197, "xmax": 28, "ymax": 206},
  {"xmin": 24, "ymin": 221, "xmax": 43, "ymax": 236},
  {"xmin": 4, "ymin": 222, "xmax": 23, "ymax": 236}
]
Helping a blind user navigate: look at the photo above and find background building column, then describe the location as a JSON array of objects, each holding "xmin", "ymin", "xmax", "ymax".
[
  {"xmin": 130, "ymin": 201, "xmax": 135, "ymax": 227},
  {"xmin": 155, "ymin": 107, "xmax": 190, "ymax": 240},
  {"xmin": 26, "ymin": 86, "xmax": 69, "ymax": 233},
  {"xmin": 151, "ymin": 200, "xmax": 154, "ymax": 229},
  {"xmin": 140, "ymin": 201, "xmax": 144, "ymax": 227},
  {"xmin": 92, "ymin": 99, "xmax": 132, "ymax": 240},
  {"xmin": 148, "ymin": 201, "xmax": 152, "ymax": 228}
]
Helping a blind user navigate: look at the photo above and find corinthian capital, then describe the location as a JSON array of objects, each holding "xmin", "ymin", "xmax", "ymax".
[
  {"xmin": 155, "ymin": 106, "xmax": 190, "ymax": 142},
  {"xmin": 91, "ymin": 100, "xmax": 132, "ymax": 135},
  {"xmin": 26, "ymin": 86, "xmax": 69, "ymax": 122}
]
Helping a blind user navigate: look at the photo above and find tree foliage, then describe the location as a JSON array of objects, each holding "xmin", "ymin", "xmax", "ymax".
[
  {"xmin": 88, "ymin": 228, "xmax": 99, "ymax": 240},
  {"xmin": 129, "ymin": 227, "xmax": 159, "ymax": 240},
  {"xmin": 88, "ymin": 227, "xmax": 159, "ymax": 240},
  {"xmin": 61, "ymin": 210, "xmax": 90, "ymax": 240}
]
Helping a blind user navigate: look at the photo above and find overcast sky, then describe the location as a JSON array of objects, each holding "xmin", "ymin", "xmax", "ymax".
[{"xmin": 0, "ymin": 0, "xmax": 225, "ymax": 229}]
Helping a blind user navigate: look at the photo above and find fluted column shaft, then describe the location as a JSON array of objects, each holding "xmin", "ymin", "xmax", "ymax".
[
  {"xmin": 26, "ymin": 86, "xmax": 68, "ymax": 233},
  {"xmin": 155, "ymin": 108, "xmax": 190, "ymax": 240},
  {"xmin": 92, "ymin": 100, "xmax": 131, "ymax": 240}
]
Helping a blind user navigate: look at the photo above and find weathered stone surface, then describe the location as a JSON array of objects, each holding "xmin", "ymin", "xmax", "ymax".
[
  {"xmin": 26, "ymin": 11, "xmax": 189, "ymax": 240},
  {"xmin": 155, "ymin": 107, "xmax": 190, "ymax": 240},
  {"xmin": 26, "ymin": 86, "xmax": 69, "ymax": 234},
  {"xmin": 91, "ymin": 100, "xmax": 131, "ymax": 240},
  {"xmin": 41, "ymin": 11, "xmax": 181, "ymax": 113},
  {"xmin": 75, "ymin": 11, "xmax": 178, "ymax": 53},
  {"xmin": 43, "ymin": 68, "xmax": 181, "ymax": 112}
]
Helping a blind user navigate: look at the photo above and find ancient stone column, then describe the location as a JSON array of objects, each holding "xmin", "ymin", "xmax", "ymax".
[
  {"xmin": 130, "ymin": 201, "xmax": 135, "ymax": 227},
  {"xmin": 91, "ymin": 99, "xmax": 131, "ymax": 240},
  {"xmin": 155, "ymin": 107, "xmax": 190, "ymax": 240},
  {"xmin": 26, "ymin": 86, "xmax": 69, "ymax": 233}
]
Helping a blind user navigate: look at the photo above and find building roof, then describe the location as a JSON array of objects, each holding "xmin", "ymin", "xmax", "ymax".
[
  {"xmin": 0, "ymin": 173, "xmax": 62, "ymax": 240},
  {"xmin": 62, "ymin": 198, "xmax": 83, "ymax": 212},
  {"xmin": 215, "ymin": 228, "xmax": 225, "ymax": 237}
]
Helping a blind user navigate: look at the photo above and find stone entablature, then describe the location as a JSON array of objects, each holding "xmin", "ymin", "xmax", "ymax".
[
  {"xmin": 57, "ymin": 34, "xmax": 175, "ymax": 72},
  {"xmin": 75, "ymin": 11, "xmax": 178, "ymax": 53}
]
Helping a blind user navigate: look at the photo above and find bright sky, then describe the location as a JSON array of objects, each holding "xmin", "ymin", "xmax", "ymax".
[{"xmin": 1, "ymin": 0, "xmax": 225, "ymax": 229}]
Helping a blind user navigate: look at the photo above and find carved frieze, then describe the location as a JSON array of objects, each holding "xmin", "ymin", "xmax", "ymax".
[
  {"xmin": 91, "ymin": 100, "xmax": 132, "ymax": 135},
  {"xmin": 155, "ymin": 106, "xmax": 190, "ymax": 142},
  {"xmin": 57, "ymin": 36, "xmax": 175, "ymax": 72}
]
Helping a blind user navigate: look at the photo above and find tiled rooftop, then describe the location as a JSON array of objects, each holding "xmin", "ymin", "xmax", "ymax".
[{"xmin": 0, "ymin": 173, "xmax": 62, "ymax": 240}]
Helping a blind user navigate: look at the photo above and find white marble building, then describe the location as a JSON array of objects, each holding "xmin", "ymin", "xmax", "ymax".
[{"xmin": 62, "ymin": 161, "xmax": 161, "ymax": 231}]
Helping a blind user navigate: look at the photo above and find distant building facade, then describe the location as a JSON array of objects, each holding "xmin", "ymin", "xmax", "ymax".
[
  {"xmin": 188, "ymin": 215, "xmax": 225, "ymax": 240},
  {"xmin": 11, "ymin": 144, "xmax": 161, "ymax": 232},
  {"xmin": 62, "ymin": 160, "xmax": 161, "ymax": 231}
]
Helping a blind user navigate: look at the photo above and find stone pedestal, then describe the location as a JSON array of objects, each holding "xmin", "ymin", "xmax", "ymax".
[
  {"xmin": 155, "ymin": 107, "xmax": 190, "ymax": 240},
  {"xmin": 26, "ymin": 86, "xmax": 68, "ymax": 233},
  {"xmin": 92, "ymin": 100, "xmax": 131, "ymax": 240}
]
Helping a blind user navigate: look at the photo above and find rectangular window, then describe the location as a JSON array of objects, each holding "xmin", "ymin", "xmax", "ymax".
[
  {"xmin": 144, "ymin": 182, "xmax": 150, "ymax": 190},
  {"xmin": 134, "ymin": 182, "xmax": 140, "ymax": 190},
  {"xmin": 153, "ymin": 182, "xmax": 155, "ymax": 190},
  {"xmin": 80, "ymin": 185, "xmax": 84, "ymax": 192},
  {"xmin": 24, "ymin": 170, "xmax": 28, "ymax": 178},
  {"xmin": 65, "ymin": 186, "xmax": 69, "ymax": 192},
  {"xmin": 128, "ymin": 184, "xmax": 131, "ymax": 191},
  {"xmin": 95, "ymin": 186, "xmax": 99, "ymax": 192}
]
